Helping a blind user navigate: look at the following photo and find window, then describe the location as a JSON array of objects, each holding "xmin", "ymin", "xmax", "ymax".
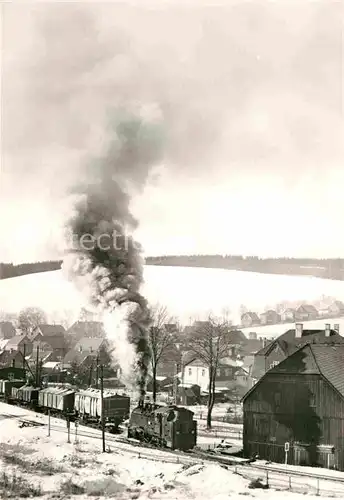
[
  {"xmin": 216, "ymin": 369, "xmax": 221, "ymax": 377},
  {"xmin": 225, "ymin": 369, "xmax": 230, "ymax": 377},
  {"xmin": 270, "ymin": 361, "xmax": 279, "ymax": 369},
  {"xmin": 309, "ymin": 392, "xmax": 316, "ymax": 407},
  {"xmin": 274, "ymin": 392, "xmax": 281, "ymax": 407},
  {"xmin": 188, "ymin": 368, "xmax": 192, "ymax": 376},
  {"xmin": 201, "ymin": 369, "xmax": 205, "ymax": 376}
]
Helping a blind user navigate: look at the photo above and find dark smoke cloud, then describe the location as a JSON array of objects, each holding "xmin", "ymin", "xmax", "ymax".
[{"xmin": 3, "ymin": 1, "xmax": 342, "ymax": 199}]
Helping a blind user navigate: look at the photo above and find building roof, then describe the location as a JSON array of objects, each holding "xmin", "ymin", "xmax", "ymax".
[
  {"xmin": 297, "ymin": 304, "xmax": 318, "ymax": 313},
  {"xmin": 225, "ymin": 329, "xmax": 247, "ymax": 344},
  {"xmin": 62, "ymin": 351, "xmax": 94, "ymax": 365},
  {"xmin": 255, "ymin": 328, "xmax": 343, "ymax": 357},
  {"xmin": 36, "ymin": 324, "xmax": 66, "ymax": 337},
  {"xmin": 241, "ymin": 312, "xmax": 259, "ymax": 320},
  {"xmin": 73, "ymin": 337, "xmax": 106, "ymax": 352},
  {"xmin": 241, "ymin": 338, "xmax": 266, "ymax": 355},
  {"xmin": 67, "ymin": 321, "xmax": 105, "ymax": 339},
  {"xmin": 34, "ymin": 336, "xmax": 68, "ymax": 351},
  {"xmin": 0, "ymin": 350, "xmax": 22, "ymax": 365},
  {"xmin": 243, "ymin": 343, "xmax": 344, "ymax": 401},
  {"xmin": 6, "ymin": 335, "xmax": 27, "ymax": 347},
  {"xmin": 0, "ymin": 339, "xmax": 9, "ymax": 350},
  {"xmin": 0, "ymin": 321, "xmax": 16, "ymax": 338},
  {"xmin": 331, "ymin": 300, "xmax": 344, "ymax": 309}
]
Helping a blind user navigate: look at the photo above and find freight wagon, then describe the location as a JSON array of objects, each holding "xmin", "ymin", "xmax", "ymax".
[{"xmin": 74, "ymin": 388, "xmax": 130, "ymax": 431}]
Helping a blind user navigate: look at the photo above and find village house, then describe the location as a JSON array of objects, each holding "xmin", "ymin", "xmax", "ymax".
[
  {"xmin": 295, "ymin": 304, "xmax": 318, "ymax": 321},
  {"xmin": 243, "ymin": 343, "xmax": 344, "ymax": 470},
  {"xmin": 280, "ymin": 308, "xmax": 296, "ymax": 322},
  {"xmin": 67, "ymin": 321, "xmax": 106, "ymax": 345},
  {"xmin": 182, "ymin": 358, "xmax": 249, "ymax": 393},
  {"xmin": 0, "ymin": 350, "xmax": 24, "ymax": 369},
  {"xmin": 62, "ymin": 337, "xmax": 110, "ymax": 368},
  {"xmin": 251, "ymin": 323, "xmax": 344, "ymax": 383},
  {"xmin": 259, "ymin": 310, "xmax": 281, "ymax": 326},
  {"xmin": 328, "ymin": 301, "xmax": 344, "ymax": 317},
  {"xmin": 30, "ymin": 324, "xmax": 69, "ymax": 360},
  {"xmin": 4, "ymin": 335, "xmax": 32, "ymax": 355},
  {"xmin": 0, "ymin": 321, "xmax": 16, "ymax": 340},
  {"xmin": 241, "ymin": 312, "xmax": 260, "ymax": 328}
]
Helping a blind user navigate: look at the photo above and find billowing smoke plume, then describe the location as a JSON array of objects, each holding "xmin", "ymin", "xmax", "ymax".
[{"xmin": 63, "ymin": 109, "xmax": 164, "ymax": 396}]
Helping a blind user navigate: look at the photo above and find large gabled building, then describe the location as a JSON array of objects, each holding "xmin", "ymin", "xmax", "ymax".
[
  {"xmin": 251, "ymin": 323, "xmax": 344, "ymax": 383},
  {"xmin": 243, "ymin": 343, "xmax": 344, "ymax": 470}
]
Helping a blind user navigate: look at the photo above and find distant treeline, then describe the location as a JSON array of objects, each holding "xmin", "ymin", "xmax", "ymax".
[
  {"xmin": 145, "ymin": 255, "xmax": 344, "ymax": 280},
  {"xmin": 1, "ymin": 255, "xmax": 344, "ymax": 281},
  {"xmin": 0, "ymin": 261, "xmax": 62, "ymax": 280}
]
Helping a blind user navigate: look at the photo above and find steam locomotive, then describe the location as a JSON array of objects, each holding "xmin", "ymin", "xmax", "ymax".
[{"xmin": 128, "ymin": 400, "xmax": 197, "ymax": 451}]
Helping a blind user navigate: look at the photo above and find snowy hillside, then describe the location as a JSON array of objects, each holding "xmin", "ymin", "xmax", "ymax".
[{"xmin": 2, "ymin": 266, "xmax": 344, "ymax": 325}]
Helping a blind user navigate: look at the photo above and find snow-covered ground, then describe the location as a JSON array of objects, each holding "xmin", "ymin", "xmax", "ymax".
[
  {"xmin": 1, "ymin": 402, "xmax": 344, "ymax": 499},
  {"xmin": 241, "ymin": 317, "xmax": 344, "ymax": 339},
  {"xmin": 2, "ymin": 267, "xmax": 344, "ymax": 324}
]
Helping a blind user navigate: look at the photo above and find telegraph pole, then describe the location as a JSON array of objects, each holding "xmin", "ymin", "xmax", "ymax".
[
  {"xmin": 35, "ymin": 346, "xmax": 39, "ymax": 387},
  {"xmin": 100, "ymin": 364, "xmax": 105, "ymax": 452},
  {"xmin": 23, "ymin": 344, "xmax": 26, "ymax": 370},
  {"xmin": 96, "ymin": 356, "xmax": 99, "ymax": 389}
]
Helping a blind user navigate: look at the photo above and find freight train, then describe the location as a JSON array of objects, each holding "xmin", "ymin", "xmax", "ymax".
[
  {"xmin": 0, "ymin": 378, "xmax": 198, "ymax": 451},
  {"xmin": 0, "ymin": 379, "xmax": 130, "ymax": 432},
  {"xmin": 128, "ymin": 400, "xmax": 197, "ymax": 451}
]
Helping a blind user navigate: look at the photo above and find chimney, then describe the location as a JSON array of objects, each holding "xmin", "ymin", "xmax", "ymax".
[
  {"xmin": 249, "ymin": 332, "xmax": 257, "ymax": 340},
  {"xmin": 334, "ymin": 324, "xmax": 340, "ymax": 334},
  {"xmin": 295, "ymin": 323, "xmax": 303, "ymax": 338},
  {"xmin": 325, "ymin": 324, "xmax": 331, "ymax": 337}
]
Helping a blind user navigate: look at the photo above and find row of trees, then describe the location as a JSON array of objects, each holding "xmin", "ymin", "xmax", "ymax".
[{"xmin": 148, "ymin": 305, "xmax": 234, "ymax": 428}]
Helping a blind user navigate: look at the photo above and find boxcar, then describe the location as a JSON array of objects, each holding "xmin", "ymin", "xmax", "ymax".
[
  {"xmin": 0, "ymin": 380, "xmax": 25, "ymax": 401},
  {"xmin": 74, "ymin": 388, "xmax": 130, "ymax": 431},
  {"xmin": 38, "ymin": 387, "xmax": 75, "ymax": 415},
  {"xmin": 128, "ymin": 403, "xmax": 197, "ymax": 451},
  {"xmin": 14, "ymin": 386, "xmax": 40, "ymax": 408}
]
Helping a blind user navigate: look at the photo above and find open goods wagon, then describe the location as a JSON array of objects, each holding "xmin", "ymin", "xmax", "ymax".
[
  {"xmin": 128, "ymin": 402, "xmax": 197, "ymax": 451},
  {"xmin": 74, "ymin": 388, "xmax": 130, "ymax": 431}
]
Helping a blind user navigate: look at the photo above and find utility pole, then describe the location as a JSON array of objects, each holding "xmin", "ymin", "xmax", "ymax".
[
  {"xmin": 100, "ymin": 364, "xmax": 105, "ymax": 452},
  {"xmin": 96, "ymin": 355, "xmax": 99, "ymax": 389},
  {"xmin": 23, "ymin": 344, "xmax": 26, "ymax": 370},
  {"xmin": 35, "ymin": 346, "xmax": 39, "ymax": 387}
]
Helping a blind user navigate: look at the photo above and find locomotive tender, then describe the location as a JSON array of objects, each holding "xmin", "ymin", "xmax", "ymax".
[{"xmin": 128, "ymin": 401, "xmax": 197, "ymax": 451}]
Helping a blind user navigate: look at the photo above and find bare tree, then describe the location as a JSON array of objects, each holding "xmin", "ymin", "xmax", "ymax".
[
  {"xmin": 18, "ymin": 307, "xmax": 47, "ymax": 337},
  {"xmin": 149, "ymin": 304, "xmax": 177, "ymax": 403},
  {"xmin": 186, "ymin": 315, "xmax": 231, "ymax": 429}
]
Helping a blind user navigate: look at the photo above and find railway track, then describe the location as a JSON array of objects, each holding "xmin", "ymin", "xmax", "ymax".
[{"xmin": 3, "ymin": 404, "xmax": 344, "ymax": 496}]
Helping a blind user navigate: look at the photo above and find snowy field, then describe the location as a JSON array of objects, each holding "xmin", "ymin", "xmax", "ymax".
[
  {"xmin": 2, "ymin": 266, "xmax": 344, "ymax": 324},
  {"xmin": 1, "ymin": 402, "xmax": 344, "ymax": 499},
  {"xmin": 241, "ymin": 317, "xmax": 344, "ymax": 339}
]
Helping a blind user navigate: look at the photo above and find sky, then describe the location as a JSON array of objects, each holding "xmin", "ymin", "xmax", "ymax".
[{"xmin": 1, "ymin": 0, "xmax": 343, "ymax": 263}]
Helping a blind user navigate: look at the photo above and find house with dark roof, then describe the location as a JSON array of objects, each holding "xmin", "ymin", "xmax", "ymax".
[
  {"xmin": 62, "ymin": 337, "xmax": 109, "ymax": 368},
  {"xmin": 295, "ymin": 304, "xmax": 318, "ymax": 321},
  {"xmin": 4, "ymin": 335, "xmax": 32, "ymax": 355},
  {"xmin": 0, "ymin": 350, "xmax": 24, "ymax": 369},
  {"xmin": 241, "ymin": 312, "xmax": 260, "ymax": 328},
  {"xmin": 0, "ymin": 321, "xmax": 16, "ymax": 340},
  {"xmin": 67, "ymin": 321, "xmax": 106, "ymax": 343},
  {"xmin": 259, "ymin": 310, "xmax": 281, "ymax": 326},
  {"xmin": 243, "ymin": 343, "xmax": 344, "ymax": 471},
  {"xmin": 251, "ymin": 323, "xmax": 344, "ymax": 382},
  {"xmin": 328, "ymin": 301, "xmax": 344, "ymax": 317},
  {"xmin": 280, "ymin": 308, "xmax": 296, "ymax": 323}
]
